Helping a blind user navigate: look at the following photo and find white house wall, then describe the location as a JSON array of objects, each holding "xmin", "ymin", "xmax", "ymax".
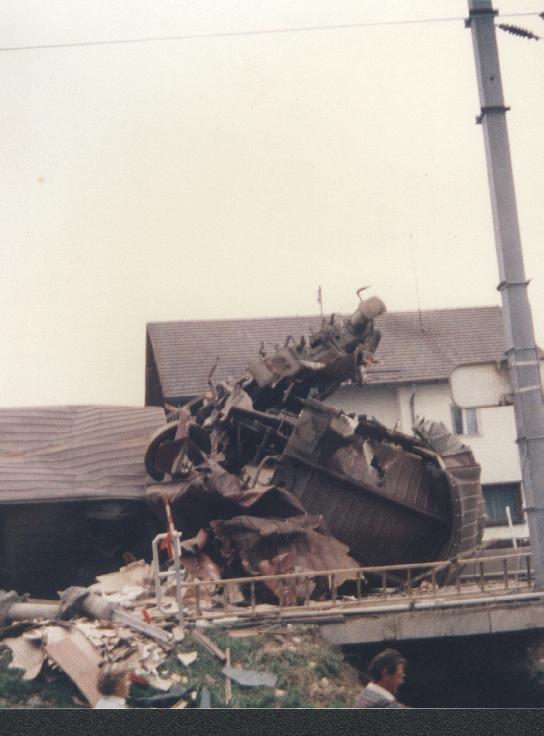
[
  {"xmin": 325, "ymin": 384, "xmax": 400, "ymax": 428},
  {"xmin": 399, "ymin": 383, "xmax": 522, "ymax": 485}
]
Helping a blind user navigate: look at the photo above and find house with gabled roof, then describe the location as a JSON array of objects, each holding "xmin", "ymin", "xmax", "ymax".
[{"xmin": 145, "ymin": 305, "xmax": 528, "ymax": 544}]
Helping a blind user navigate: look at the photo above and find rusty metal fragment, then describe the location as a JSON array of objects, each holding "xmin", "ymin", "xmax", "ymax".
[{"xmin": 211, "ymin": 515, "xmax": 356, "ymax": 590}]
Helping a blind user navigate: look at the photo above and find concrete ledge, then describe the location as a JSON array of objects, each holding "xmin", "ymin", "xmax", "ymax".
[{"xmin": 320, "ymin": 601, "xmax": 544, "ymax": 645}]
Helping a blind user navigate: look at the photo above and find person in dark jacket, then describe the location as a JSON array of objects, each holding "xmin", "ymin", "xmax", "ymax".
[{"xmin": 354, "ymin": 648, "xmax": 407, "ymax": 708}]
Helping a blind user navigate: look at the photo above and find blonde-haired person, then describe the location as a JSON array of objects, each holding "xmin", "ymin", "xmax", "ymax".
[{"xmin": 94, "ymin": 664, "xmax": 131, "ymax": 709}]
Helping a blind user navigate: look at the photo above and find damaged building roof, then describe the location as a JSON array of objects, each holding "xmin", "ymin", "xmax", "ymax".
[
  {"xmin": 146, "ymin": 305, "xmax": 505, "ymax": 404},
  {"xmin": 0, "ymin": 406, "xmax": 165, "ymax": 503}
]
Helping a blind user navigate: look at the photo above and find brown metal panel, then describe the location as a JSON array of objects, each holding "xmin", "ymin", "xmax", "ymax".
[
  {"xmin": 438, "ymin": 448, "xmax": 484, "ymax": 560},
  {"xmin": 274, "ymin": 459, "xmax": 450, "ymax": 567}
]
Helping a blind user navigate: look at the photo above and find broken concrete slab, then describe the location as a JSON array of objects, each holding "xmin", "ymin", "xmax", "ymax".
[
  {"xmin": 43, "ymin": 625, "xmax": 103, "ymax": 706},
  {"xmin": 221, "ymin": 665, "xmax": 277, "ymax": 688}
]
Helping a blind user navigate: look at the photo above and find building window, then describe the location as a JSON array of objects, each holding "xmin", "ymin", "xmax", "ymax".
[
  {"xmin": 482, "ymin": 483, "xmax": 522, "ymax": 525},
  {"xmin": 450, "ymin": 406, "xmax": 479, "ymax": 435}
]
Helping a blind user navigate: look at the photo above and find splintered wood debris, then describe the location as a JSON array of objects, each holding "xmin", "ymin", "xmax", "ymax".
[
  {"xmin": 0, "ymin": 616, "xmax": 172, "ymax": 706},
  {"xmin": 89, "ymin": 560, "xmax": 153, "ymax": 595},
  {"xmin": 0, "ymin": 555, "xmax": 361, "ymax": 708},
  {"xmin": 0, "ymin": 562, "xmax": 179, "ymax": 706},
  {"xmin": 190, "ymin": 630, "xmax": 226, "ymax": 662}
]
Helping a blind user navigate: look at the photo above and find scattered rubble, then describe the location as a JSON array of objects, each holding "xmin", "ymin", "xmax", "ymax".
[
  {"xmin": 0, "ymin": 575, "xmax": 361, "ymax": 708},
  {"xmin": 0, "ymin": 290, "xmax": 488, "ymax": 707}
]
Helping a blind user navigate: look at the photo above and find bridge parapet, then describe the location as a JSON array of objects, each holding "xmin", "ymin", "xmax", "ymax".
[{"xmin": 155, "ymin": 550, "xmax": 536, "ymax": 631}]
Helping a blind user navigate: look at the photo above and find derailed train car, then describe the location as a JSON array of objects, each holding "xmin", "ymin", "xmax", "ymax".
[
  {"xmin": 143, "ymin": 294, "xmax": 485, "ymax": 591},
  {"xmin": 0, "ymin": 293, "xmax": 484, "ymax": 597}
]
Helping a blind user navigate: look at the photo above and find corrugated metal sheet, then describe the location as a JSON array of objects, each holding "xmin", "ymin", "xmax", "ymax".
[
  {"xmin": 146, "ymin": 306, "xmax": 506, "ymax": 400},
  {"xmin": 0, "ymin": 406, "xmax": 165, "ymax": 503},
  {"xmin": 273, "ymin": 458, "xmax": 451, "ymax": 568}
]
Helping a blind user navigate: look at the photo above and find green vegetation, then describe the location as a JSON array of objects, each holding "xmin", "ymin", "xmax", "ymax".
[
  {"xmin": 156, "ymin": 624, "xmax": 361, "ymax": 708},
  {"xmin": 0, "ymin": 624, "xmax": 362, "ymax": 709},
  {"xmin": 0, "ymin": 650, "xmax": 76, "ymax": 709}
]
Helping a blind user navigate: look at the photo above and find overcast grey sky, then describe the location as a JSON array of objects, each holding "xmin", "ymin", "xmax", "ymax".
[{"xmin": 2, "ymin": 1, "xmax": 543, "ymax": 406}]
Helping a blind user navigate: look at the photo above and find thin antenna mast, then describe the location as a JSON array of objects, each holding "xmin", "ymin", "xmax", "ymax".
[{"xmin": 410, "ymin": 234, "xmax": 425, "ymax": 332}]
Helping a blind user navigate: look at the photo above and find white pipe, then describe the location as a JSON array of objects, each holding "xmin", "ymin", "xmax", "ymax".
[{"xmin": 506, "ymin": 506, "xmax": 518, "ymax": 551}]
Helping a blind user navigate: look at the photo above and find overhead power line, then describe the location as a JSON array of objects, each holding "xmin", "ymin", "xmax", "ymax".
[{"xmin": 0, "ymin": 11, "xmax": 540, "ymax": 53}]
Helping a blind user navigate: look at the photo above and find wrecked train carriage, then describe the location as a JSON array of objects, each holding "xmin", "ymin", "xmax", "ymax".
[
  {"xmin": 227, "ymin": 406, "xmax": 483, "ymax": 568},
  {"xmin": 145, "ymin": 294, "xmax": 484, "ymax": 577},
  {"xmin": 0, "ymin": 293, "xmax": 484, "ymax": 598},
  {"xmin": 146, "ymin": 401, "xmax": 483, "ymax": 573}
]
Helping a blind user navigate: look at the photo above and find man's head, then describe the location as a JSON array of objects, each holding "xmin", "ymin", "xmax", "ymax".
[
  {"xmin": 367, "ymin": 649, "xmax": 407, "ymax": 695},
  {"xmin": 97, "ymin": 664, "xmax": 131, "ymax": 699}
]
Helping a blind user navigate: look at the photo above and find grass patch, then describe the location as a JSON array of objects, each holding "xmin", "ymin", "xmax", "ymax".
[
  {"xmin": 0, "ymin": 650, "xmax": 78, "ymax": 709},
  {"xmin": 0, "ymin": 624, "xmax": 362, "ymax": 709}
]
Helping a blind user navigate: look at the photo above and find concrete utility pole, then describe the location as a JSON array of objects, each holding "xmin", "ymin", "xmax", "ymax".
[{"xmin": 467, "ymin": 0, "xmax": 544, "ymax": 588}]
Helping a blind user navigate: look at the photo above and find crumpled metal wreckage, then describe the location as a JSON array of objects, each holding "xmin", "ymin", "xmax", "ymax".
[
  {"xmin": 0, "ymin": 292, "xmax": 487, "ymax": 706},
  {"xmin": 0, "ymin": 292, "xmax": 483, "ymax": 605},
  {"xmin": 144, "ymin": 293, "xmax": 484, "ymax": 604}
]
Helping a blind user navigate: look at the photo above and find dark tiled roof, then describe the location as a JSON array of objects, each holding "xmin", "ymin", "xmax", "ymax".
[
  {"xmin": 147, "ymin": 306, "xmax": 505, "ymax": 400},
  {"xmin": 0, "ymin": 406, "xmax": 165, "ymax": 502},
  {"xmin": 367, "ymin": 306, "xmax": 505, "ymax": 384}
]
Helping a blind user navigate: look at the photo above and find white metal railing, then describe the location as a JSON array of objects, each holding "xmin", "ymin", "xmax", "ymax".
[
  {"xmin": 151, "ymin": 549, "xmax": 534, "ymax": 627},
  {"xmin": 151, "ymin": 531, "xmax": 185, "ymax": 628}
]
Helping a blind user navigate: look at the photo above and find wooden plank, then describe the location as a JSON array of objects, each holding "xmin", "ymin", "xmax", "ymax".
[
  {"xmin": 224, "ymin": 648, "xmax": 232, "ymax": 706},
  {"xmin": 43, "ymin": 625, "xmax": 103, "ymax": 706},
  {"xmin": 191, "ymin": 629, "xmax": 226, "ymax": 662}
]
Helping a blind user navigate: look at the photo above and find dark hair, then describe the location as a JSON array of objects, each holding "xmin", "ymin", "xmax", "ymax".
[
  {"xmin": 367, "ymin": 649, "xmax": 407, "ymax": 682},
  {"xmin": 97, "ymin": 664, "xmax": 128, "ymax": 696}
]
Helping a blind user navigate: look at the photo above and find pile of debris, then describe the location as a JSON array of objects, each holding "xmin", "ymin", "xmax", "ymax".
[
  {"xmin": 0, "ymin": 560, "xmax": 360, "ymax": 708},
  {"xmin": 0, "ymin": 562, "xmax": 175, "ymax": 707}
]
